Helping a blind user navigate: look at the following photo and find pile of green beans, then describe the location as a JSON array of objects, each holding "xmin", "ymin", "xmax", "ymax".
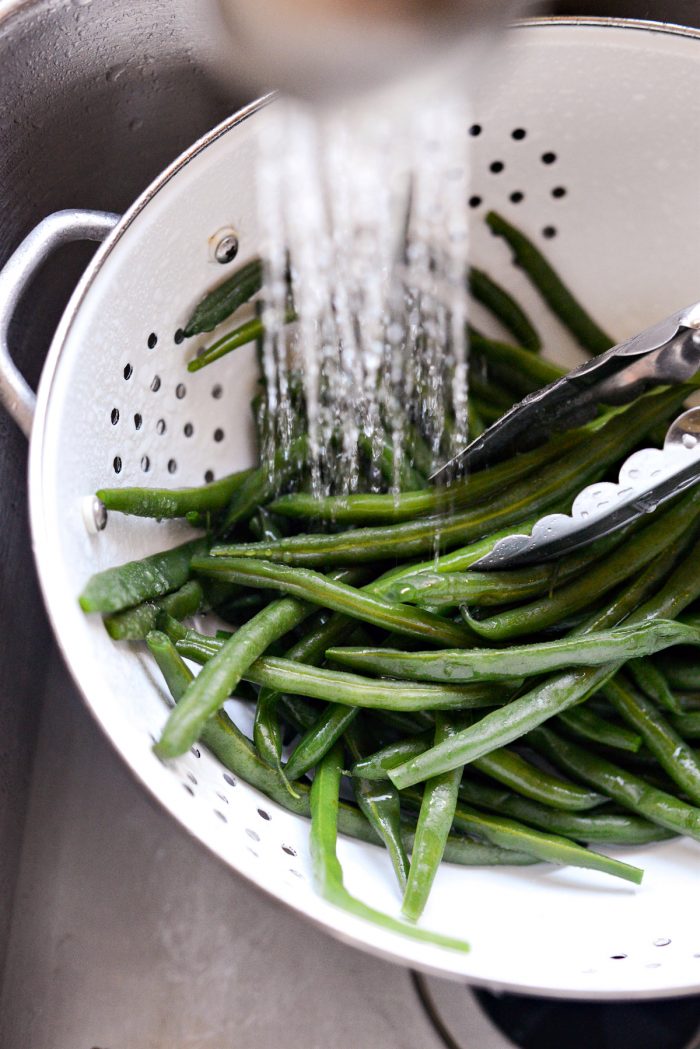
[{"xmin": 80, "ymin": 214, "xmax": 700, "ymax": 948}]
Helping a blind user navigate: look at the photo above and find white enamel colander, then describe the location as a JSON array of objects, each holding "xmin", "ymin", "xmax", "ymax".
[{"xmin": 3, "ymin": 18, "xmax": 700, "ymax": 1000}]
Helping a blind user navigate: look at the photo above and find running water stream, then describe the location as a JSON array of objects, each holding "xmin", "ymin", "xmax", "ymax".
[{"xmin": 256, "ymin": 89, "xmax": 472, "ymax": 496}]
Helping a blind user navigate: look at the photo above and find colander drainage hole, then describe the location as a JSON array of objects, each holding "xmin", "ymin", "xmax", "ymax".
[
  {"xmin": 147, "ymin": 332, "xmax": 158, "ymax": 349},
  {"xmin": 282, "ymin": 845, "xmax": 297, "ymax": 857},
  {"xmin": 141, "ymin": 456, "xmax": 150, "ymax": 473},
  {"xmin": 214, "ymin": 809, "xmax": 228, "ymax": 823},
  {"xmin": 111, "ymin": 408, "xmax": 119, "ymax": 425},
  {"xmin": 150, "ymin": 375, "xmax": 161, "ymax": 392},
  {"xmin": 191, "ymin": 746, "xmax": 201, "ymax": 758},
  {"xmin": 174, "ymin": 328, "xmax": 185, "ymax": 345},
  {"xmin": 176, "ymin": 383, "xmax": 186, "ymax": 399},
  {"xmin": 552, "ymin": 185, "xmax": 567, "ymax": 199},
  {"xmin": 468, "ymin": 195, "xmax": 481, "ymax": 208},
  {"xmin": 541, "ymin": 151, "xmax": 557, "ymax": 165},
  {"xmin": 542, "ymin": 225, "xmax": 557, "ymax": 240},
  {"xmin": 654, "ymin": 938, "xmax": 671, "ymax": 947},
  {"xmin": 511, "ymin": 127, "xmax": 526, "ymax": 140},
  {"xmin": 156, "ymin": 418, "xmax": 166, "ymax": 435},
  {"xmin": 211, "ymin": 384, "xmax": 223, "ymax": 399},
  {"xmin": 223, "ymin": 772, "xmax": 237, "ymax": 787},
  {"xmin": 489, "ymin": 160, "xmax": 504, "ymax": 174},
  {"xmin": 214, "ymin": 429, "xmax": 224, "ymax": 443},
  {"xmin": 469, "ymin": 123, "xmax": 482, "ymax": 136},
  {"xmin": 510, "ymin": 191, "xmax": 524, "ymax": 204},
  {"xmin": 186, "ymin": 771, "xmax": 197, "ymax": 785},
  {"xmin": 167, "ymin": 459, "xmax": 177, "ymax": 474},
  {"xmin": 184, "ymin": 422, "xmax": 194, "ymax": 437},
  {"xmin": 134, "ymin": 413, "xmax": 142, "ymax": 430},
  {"xmin": 204, "ymin": 470, "xmax": 215, "ymax": 483},
  {"xmin": 610, "ymin": 954, "xmax": 627, "ymax": 960},
  {"xmin": 183, "ymin": 783, "xmax": 194, "ymax": 796},
  {"xmin": 113, "ymin": 456, "xmax": 122, "ymax": 474},
  {"xmin": 257, "ymin": 808, "xmax": 271, "ymax": 821},
  {"xmin": 123, "ymin": 363, "xmax": 133, "ymax": 380},
  {"xmin": 216, "ymin": 792, "xmax": 229, "ymax": 805},
  {"xmin": 246, "ymin": 828, "xmax": 260, "ymax": 842}
]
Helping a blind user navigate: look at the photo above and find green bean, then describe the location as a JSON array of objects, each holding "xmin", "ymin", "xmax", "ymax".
[
  {"xmin": 353, "ymin": 731, "xmax": 605, "ymax": 812},
  {"xmin": 457, "ymin": 780, "xmax": 673, "ymax": 846},
  {"xmin": 602, "ymin": 677, "xmax": 700, "ymax": 805},
  {"xmin": 269, "ymin": 428, "xmax": 585, "ymax": 525},
  {"xmin": 469, "ymin": 329, "xmax": 564, "ymax": 394},
  {"xmin": 155, "ymin": 594, "xmax": 317, "ymax": 758},
  {"xmin": 183, "ymin": 257, "xmax": 263, "ymax": 337},
  {"xmin": 358, "ymin": 433, "xmax": 426, "ymax": 492},
  {"xmin": 212, "ymin": 389, "xmax": 687, "ymax": 566},
  {"xmin": 388, "ymin": 531, "xmax": 700, "ymax": 789},
  {"xmin": 222, "ymin": 435, "xmax": 307, "ymax": 532},
  {"xmin": 556, "ymin": 705, "xmax": 642, "ymax": 753},
  {"xmin": 96, "ymin": 469, "xmax": 254, "ymax": 520},
  {"xmin": 252, "ymin": 686, "xmax": 298, "ymax": 795},
  {"xmin": 530, "ymin": 726, "xmax": 700, "ymax": 842},
  {"xmin": 187, "ymin": 307, "xmax": 296, "ymax": 374},
  {"xmin": 402, "ymin": 715, "xmax": 463, "ymax": 921},
  {"xmin": 310, "ymin": 743, "xmax": 471, "ymax": 952},
  {"xmin": 193, "ymin": 556, "xmax": 474, "ymax": 647},
  {"xmin": 173, "ymin": 629, "xmax": 516, "ymax": 710},
  {"xmin": 654, "ymin": 652, "xmax": 700, "ymax": 692},
  {"xmin": 285, "ymin": 704, "xmax": 359, "ymax": 781},
  {"xmin": 328, "ymin": 621, "xmax": 700, "ymax": 682},
  {"xmin": 468, "ymin": 400, "xmax": 486, "ymax": 438},
  {"xmin": 403, "ymin": 791, "xmax": 642, "ymax": 883},
  {"xmin": 248, "ymin": 506, "xmax": 285, "ymax": 543},
  {"xmin": 469, "ymin": 266, "xmax": 542, "ymax": 352},
  {"xmin": 147, "ymin": 631, "xmax": 529, "ymax": 871},
  {"xmin": 627, "ymin": 658, "xmax": 681, "ymax": 714},
  {"xmin": 103, "ymin": 580, "xmax": 203, "ymax": 641},
  {"xmin": 346, "ymin": 723, "xmax": 410, "ymax": 890},
  {"xmin": 485, "ymin": 211, "xmax": 614, "ymax": 353},
  {"xmin": 79, "ymin": 537, "xmax": 209, "ymax": 615},
  {"xmin": 464, "ymin": 485, "xmax": 700, "ymax": 641},
  {"xmin": 668, "ymin": 712, "xmax": 700, "ymax": 740}
]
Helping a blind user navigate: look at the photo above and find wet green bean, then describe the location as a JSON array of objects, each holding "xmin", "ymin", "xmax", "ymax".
[
  {"xmin": 79, "ymin": 536, "xmax": 209, "ymax": 615},
  {"xmin": 388, "ymin": 531, "xmax": 700, "ymax": 789},
  {"xmin": 103, "ymin": 579, "xmax": 203, "ymax": 641},
  {"xmin": 530, "ymin": 726, "xmax": 700, "ymax": 841},
  {"xmin": 193, "ymin": 556, "xmax": 474, "ymax": 647},
  {"xmin": 627, "ymin": 658, "xmax": 682, "ymax": 714},
  {"xmin": 310, "ymin": 743, "xmax": 471, "ymax": 952},
  {"xmin": 556, "ymin": 705, "xmax": 642, "ymax": 753},
  {"xmin": 285, "ymin": 703, "xmax": 359, "ymax": 781},
  {"xmin": 402, "ymin": 715, "xmax": 463, "ymax": 921},
  {"xmin": 96, "ymin": 469, "xmax": 254, "ymax": 520},
  {"xmin": 183, "ymin": 257, "xmax": 263, "ymax": 337},
  {"xmin": 327, "ymin": 620, "xmax": 700, "ymax": 682},
  {"xmin": 457, "ymin": 780, "xmax": 673, "ymax": 846},
  {"xmin": 469, "ymin": 266, "xmax": 541, "ymax": 352},
  {"xmin": 486, "ymin": 211, "xmax": 614, "ymax": 354}
]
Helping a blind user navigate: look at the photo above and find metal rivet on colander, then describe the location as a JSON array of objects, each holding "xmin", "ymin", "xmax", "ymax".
[
  {"xmin": 82, "ymin": 495, "xmax": 108, "ymax": 534},
  {"xmin": 212, "ymin": 227, "xmax": 240, "ymax": 265}
]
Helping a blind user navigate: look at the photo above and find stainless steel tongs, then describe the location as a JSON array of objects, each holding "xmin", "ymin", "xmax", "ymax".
[{"xmin": 432, "ymin": 301, "xmax": 700, "ymax": 570}]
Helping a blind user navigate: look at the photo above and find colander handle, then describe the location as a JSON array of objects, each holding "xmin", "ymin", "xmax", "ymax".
[{"xmin": 0, "ymin": 209, "xmax": 120, "ymax": 437}]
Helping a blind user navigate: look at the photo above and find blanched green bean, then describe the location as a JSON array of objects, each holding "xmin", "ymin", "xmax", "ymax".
[
  {"xmin": 222, "ymin": 435, "xmax": 307, "ymax": 531},
  {"xmin": 464, "ymin": 486, "xmax": 700, "ymax": 641},
  {"xmin": 402, "ymin": 715, "xmax": 463, "ymax": 921},
  {"xmin": 486, "ymin": 211, "xmax": 614, "ymax": 354},
  {"xmin": 530, "ymin": 726, "xmax": 700, "ymax": 841},
  {"xmin": 211, "ymin": 389, "xmax": 690, "ymax": 566},
  {"xmin": 310, "ymin": 743, "xmax": 471, "ymax": 952},
  {"xmin": 173, "ymin": 629, "xmax": 516, "ymax": 711},
  {"xmin": 556, "ymin": 705, "xmax": 642, "ymax": 753},
  {"xmin": 285, "ymin": 703, "xmax": 358, "ymax": 781},
  {"xmin": 103, "ymin": 579, "xmax": 203, "ymax": 641},
  {"xmin": 327, "ymin": 621, "xmax": 700, "ymax": 682},
  {"xmin": 97, "ymin": 469, "xmax": 254, "ymax": 519},
  {"xmin": 603, "ymin": 677, "xmax": 700, "ymax": 805},
  {"xmin": 388, "ymin": 531, "xmax": 700, "ymax": 789},
  {"xmin": 403, "ymin": 791, "xmax": 642, "ymax": 883},
  {"xmin": 193, "ymin": 556, "xmax": 474, "ymax": 647},
  {"xmin": 469, "ymin": 267, "xmax": 541, "ymax": 352},
  {"xmin": 183, "ymin": 257, "xmax": 263, "ymax": 337},
  {"xmin": 457, "ymin": 780, "xmax": 673, "ymax": 845},
  {"xmin": 627, "ymin": 658, "xmax": 681, "ymax": 714},
  {"xmin": 79, "ymin": 537, "xmax": 208, "ymax": 615}
]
